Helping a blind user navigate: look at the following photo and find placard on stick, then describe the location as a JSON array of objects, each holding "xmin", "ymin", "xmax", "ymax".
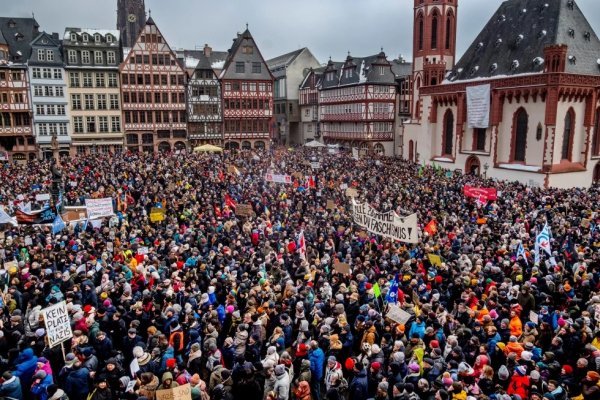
[
  {"xmin": 386, "ymin": 304, "xmax": 412, "ymax": 325},
  {"xmin": 345, "ymin": 188, "xmax": 358, "ymax": 197},
  {"xmin": 236, "ymin": 204, "xmax": 254, "ymax": 217},
  {"xmin": 326, "ymin": 199, "xmax": 336, "ymax": 210},
  {"xmin": 333, "ymin": 262, "xmax": 351, "ymax": 275},
  {"xmin": 41, "ymin": 301, "xmax": 73, "ymax": 348},
  {"xmin": 155, "ymin": 383, "xmax": 192, "ymax": 400}
]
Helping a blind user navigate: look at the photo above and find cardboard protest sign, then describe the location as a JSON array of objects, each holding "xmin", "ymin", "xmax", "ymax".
[
  {"xmin": 326, "ymin": 200, "xmax": 336, "ymax": 210},
  {"xmin": 150, "ymin": 207, "xmax": 166, "ymax": 223},
  {"xmin": 42, "ymin": 302, "xmax": 73, "ymax": 348},
  {"xmin": 529, "ymin": 311, "xmax": 539, "ymax": 325},
  {"xmin": 345, "ymin": 188, "xmax": 358, "ymax": 197},
  {"xmin": 156, "ymin": 384, "xmax": 192, "ymax": 400},
  {"xmin": 386, "ymin": 304, "xmax": 412, "ymax": 325},
  {"xmin": 333, "ymin": 262, "xmax": 351, "ymax": 275},
  {"xmin": 236, "ymin": 204, "xmax": 254, "ymax": 217}
]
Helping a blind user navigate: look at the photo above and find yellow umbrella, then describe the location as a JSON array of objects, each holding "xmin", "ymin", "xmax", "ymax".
[{"xmin": 193, "ymin": 144, "xmax": 223, "ymax": 153}]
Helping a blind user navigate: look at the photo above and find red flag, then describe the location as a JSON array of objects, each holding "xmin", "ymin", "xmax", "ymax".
[
  {"xmin": 424, "ymin": 219, "xmax": 437, "ymax": 236},
  {"xmin": 298, "ymin": 230, "xmax": 306, "ymax": 259},
  {"xmin": 305, "ymin": 176, "xmax": 316, "ymax": 189},
  {"xmin": 225, "ymin": 194, "xmax": 236, "ymax": 209},
  {"xmin": 218, "ymin": 170, "xmax": 224, "ymax": 182}
]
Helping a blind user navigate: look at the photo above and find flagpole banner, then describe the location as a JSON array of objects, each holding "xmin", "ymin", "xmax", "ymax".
[
  {"xmin": 351, "ymin": 199, "xmax": 418, "ymax": 243},
  {"xmin": 264, "ymin": 173, "xmax": 292, "ymax": 184},
  {"xmin": 85, "ymin": 198, "xmax": 115, "ymax": 219},
  {"xmin": 463, "ymin": 185, "xmax": 498, "ymax": 201},
  {"xmin": 466, "ymin": 83, "xmax": 491, "ymax": 128}
]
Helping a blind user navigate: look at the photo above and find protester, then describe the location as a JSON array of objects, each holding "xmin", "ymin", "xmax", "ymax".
[{"xmin": 0, "ymin": 147, "xmax": 599, "ymax": 400}]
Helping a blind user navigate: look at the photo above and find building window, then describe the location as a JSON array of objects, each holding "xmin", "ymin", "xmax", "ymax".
[
  {"xmin": 36, "ymin": 104, "xmax": 45, "ymax": 115},
  {"xmin": 446, "ymin": 13, "xmax": 453, "ymax": 50},
  {"xmin": 252, "ymin": 62, "xmax": 262, "ymax": 74},
  {"xmin": 42, "ymin": 68, "xmax": 52, "ymax": 78},
  {"xmin": 431, "ymin": 11, "xmax": 439, "ymax": 49},
  {"xmin": 417, "ymin": 13, "xmax": 424, "ymax": 51},
  {"xmin": 86, "ymin": 116, "xmax": 96, "ymax": 132},
  {"xmin": 242, "ymin": 46, "xmax": 253, "ymax": 54},
  {"xmin": 57, "ymin": 105, "xmax": 65, "ymax": 115},
  {"xmin": 81, "ymin": 50, "xmax": 90, "ymax": 64},
  {"xmin": 34, "ymin": 86, "xmax": 42, "ymax": 96},
  {"xmin": 47, "ymin": 105, "xmax": 55, "ymax": 115},
  {"xmin": 46, "ymin": 50, "xmax": 54, "ymax": 61},
  {"xmin": 70, "ymin": 33, "xmax": 77, "ymax": 42},
  {"xmin": 98, "ymin": 116, "xmax": 109, "ymax": 132},
  {"xmin": 95, "ymin": 73, "xmax": 105, "ymax": 87},
  {"xmin": 32, "ymin": 68, "xmax": 41, "ymax": 79},
  {"xmin": 474, "ymin": 128, "xmax": 486, "ymax": 151},
  {"xmin": 593, "ymin": 108, "xmax": 600, "ymax": 156},
  {"xmin": 69, "ymin": 72, "xmax": 80, "ymax": 87},
  {"xmin": 38, "ymin": 123, "xmax": 47, "ymax": 135},
  {"xmin": 443, "ymin": 109, "xmax": 454, "ymax": 155},
  {"xmin": 97, "ymin": 94, "xmax": 107, "ymax": 110},
  {"xmin": 37, "ymin": 49, "xmax": 45, "ymax": 61},
  {"xmin": 95, "ymin": 34, "xmax": 101, "ymax": 43},
  {"xmin": 107, "ymin": 51, "xmax": 116, "ymax": 64},
  {"xmin": 82, "ymin": 33, "xmax": 89, "ymax": 42},
  {"xmin": 106, "ymin": 34, "xmax": 113, "ymax": 43},
  {"xmin": 111, "ymin": 116, "xmax": 121, "ymax": 132},
  {"xmin": 83, "ymin": 72, "xmax": 93, "ymax": 87},
  {"xmin": 109, "ymin": 94, "xmax": 119, "ymax": 110},
  {"xmin": 513, "ymin": 108, "xmax": 528, "ymax": 162},
  {"xmin": 52, "ymin": 69, "xmax": 61, "ymax": 79},
  {"xmin": 107, "ymin": 72, "xmax": 118, "ymax": 88},
  {"xmin": 94, "ymin": 51, "xmax": 103, "ymax": 64},
  {"xmin": 73, "ymin": 116, "xmax": 83, "ymax": 133},
  {"xmin": 59, "ymin": 123, "xmax": 67, "ymax": 135},
  {"xmin": 71, "ymin": 94, "xmax": 81, "ymax": 110},
  {"xmin": 561, "ymin": 108, "xmax": 575, "ymax": 161},
  {"xmin": 236, "ymin": 62, "xmax": 245, "ymax": 73},
  {"xmin": 84, "ymin": 94, "xmax": 94, "ymax": 110}
]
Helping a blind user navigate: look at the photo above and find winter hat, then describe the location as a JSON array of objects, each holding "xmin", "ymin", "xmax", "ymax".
[
  {"xmin": 521, "ymin": 351, "xmax": 532, "ymax": 362},
  {"xmin": 515, "ymin": 365, "xmax": 527, "ymax": 376},
  {"xmin": 328, "ymin": 356, "xmax": 336, "ymax": 363},
  {"xmin": 531, "ymin": 370, "xmax": 541, "ymax": 380},
  {"xmin": 166, "ymin": 358, "xmax": 176, "ymax": 369},
  {"xmin": 345, "ymin": 358, "xmax": 355, "ymax": 370},
  {"xmin": 430, "ymin": 340, "xmax": 439, "ymax": 348},
  {"xmin": 498, "ymin": 365, "xmax": 510, "ymax": 380},
  {"xmin": 275, "ymin": 365, "xmax": 286, "ymax": 377},
  {"xmin": 65, "ymin": 353, "xmax": 77, "ymax": 367},
  {"xmin": 489, "ymin": 309, "xmax": 498, "ymax": 319},
  {"xmin": 378, "ymin": 381, "xmax": 389, "ymax": 392},
  {"xmin": 562, "ymin": 365, "xmax": 573, "ymax": 374},
  {"xmin": 132, "ymin": 346, "xmax": 144, "ymax": 359},
  {"xmin": 35, "ymin": 328, "xmax": 45, "ymax": 337},
  {"xmin": 371, "ymin": 362, "xmax": 381, "ymax": 371},
  {"xmin": 408, "ymin": 362, "xmax": 420, "ymax": 372},
  {"xmin": 34, "ymin": 370, "xmax": 47, "ymax": 379}
]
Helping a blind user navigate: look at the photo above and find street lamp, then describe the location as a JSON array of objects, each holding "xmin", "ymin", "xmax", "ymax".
[{"xmin": 483, "ymin": 162, "xmax": 489, "ymax": 178}]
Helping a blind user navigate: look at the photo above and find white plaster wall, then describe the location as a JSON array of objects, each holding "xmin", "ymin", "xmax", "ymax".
[
  {"xmin": 496, "ymin": 100, "xmax": 546, "ymax": 166},
  {"xmin": 553, "ymin": 100, "xmax": 587, "ymax": 164}
]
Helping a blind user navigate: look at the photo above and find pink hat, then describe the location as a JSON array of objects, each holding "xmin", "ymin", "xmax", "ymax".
[
  {"xmin": 557, "ymin": 317, "xmax": 566, "ymax": 327},
  {"xmin": 409, "ymin": 362, "xmax": 420, "ymax": 372},
  {"xmin": 226, "ymin": 305, "xmax": 235, "ymax": 314},
  {"xmin": 489, "ymin": 309, "xmax": 498, "ymax": 320}
]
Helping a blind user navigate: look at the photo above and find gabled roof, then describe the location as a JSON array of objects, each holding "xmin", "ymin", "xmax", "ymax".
[
  {"xmin": 31, "ymin": 31, "xmax": 60, "ymax": 48},
  {"xmin": 448, "ymin": 0, "xmax": 600, "ymax": 82},
  {"xmin": 0, "ymin": 17, "xmax": 40, "ymax": 63},
  {"xmin": 220, "ymin": 28, "xmax": 274, "ymax": 81},
  {"xmin": 267, "ymin": 48, "xmax": 305, "ymax": 70},
  {"xmin": 321, "ymin": 51, "xmax": 397, "ymax": 89}
]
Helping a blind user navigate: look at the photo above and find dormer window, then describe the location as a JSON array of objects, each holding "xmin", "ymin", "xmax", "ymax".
[
  {"xmin": 327, "ymin": 72, "xmax": 334, "ymax": 82},
  {"xmin": 106, "ymin": 35, "xmax": 113, "ymax": 43},
  {"xmin": 344, "ymin": 68, "xmax": 353, "ymax": 78},
  {"xmin": 95, "ymin": 34, "xmax": 101, "ymax": 43},
  {"xmin": 8, "ymin": 20, "xmax": 16, "ymax": 28},
  {"xmin": 70, "ymin": 33, "xmax": 77, "ymax": 42},
  {"xmin": 82, "ymin": 33, "xmax": 89, "ymax": 42}
]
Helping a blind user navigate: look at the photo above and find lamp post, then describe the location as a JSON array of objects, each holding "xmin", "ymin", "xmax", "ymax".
[{"xmin": 483, "ymin": 162, "xmax": 489, "ymax": 179}]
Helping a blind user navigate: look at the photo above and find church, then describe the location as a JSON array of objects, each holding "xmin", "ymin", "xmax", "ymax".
[{"xmin": 402, "ymin": 0, "xmax": 600, "ymax": 188}]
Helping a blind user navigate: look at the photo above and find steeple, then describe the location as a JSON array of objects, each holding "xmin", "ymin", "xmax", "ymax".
[{"xmin": 117, "ymin": 0, "xmax": 146, "ymax": 48}]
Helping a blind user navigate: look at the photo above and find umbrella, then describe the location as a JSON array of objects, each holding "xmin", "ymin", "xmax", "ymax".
[
  {"xmin": 193, "ymin": 144, "xmax": 223, "ymax": 153},
  {"xmin": 304, "ymin": 140, "xmax": 327, "ymax": 148}
]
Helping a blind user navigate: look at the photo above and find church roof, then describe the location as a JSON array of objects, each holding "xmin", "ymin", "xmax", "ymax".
[
  {"xmin": 448, "ymin": 0, "xmax": 600, "ymax": 82},
  {"xmin": 0, "ymin": 17, "xmax": 40, "ymax": 63}
]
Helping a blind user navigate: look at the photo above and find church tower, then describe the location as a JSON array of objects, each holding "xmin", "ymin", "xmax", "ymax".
[
  {"xmin": 117, "ymin": 0, "xmax": 146, "ymax": 49},
  {"xmin": 411, "ymin": 0, "xmax": 457, "ymax": 119}
]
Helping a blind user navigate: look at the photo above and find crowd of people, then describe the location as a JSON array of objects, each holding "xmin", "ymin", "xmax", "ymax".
[{"xmin": 0, "ymin": 147, "xmax": 598, "ymax": 400}]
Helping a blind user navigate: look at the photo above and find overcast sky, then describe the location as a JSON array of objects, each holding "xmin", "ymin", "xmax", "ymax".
[{"xmin": 4, "ymin": 0, "xmax": 599, "ymax": 64}]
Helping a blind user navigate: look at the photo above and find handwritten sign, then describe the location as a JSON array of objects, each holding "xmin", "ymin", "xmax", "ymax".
[
  {"xmin": 427, "ymin": 254, "xmax": 442, "ymax": 267},
  {"xmin": 333, "ymin": 262, "xmax": 351, "ymax": 275},
  {"xmin": 35, "ymin": 193, "xmax": 50, "ymax": 202},
  {"xmin": 236, "ymin": 204, "xmax": 254, "ymax": 217},
  {"xmin": 529, "ymin": 311, "xmax": 539, "ymax": 325},
  {"xmin": 326, "ymin": 200, "xmax": 336, "ymax": 210},
  {"xmin": 265, "ymin": 174, "xmax": 292, "ymax": 184},
  {"xmin": 386, "ymin": 304, "xmax": 412, "ymax": 325},
  {"xmin": 42, "ymin": 302, "xmax": 73, "ymax": 348},
  {"xmin": 156, "ymin": 383, "xmax": 192, "ymax": 400},
  {"xmin": 85, "ymin": 198, "xmax": 114, "ymax": 219},
  {"xmin": 345, "ymin": 188, "xmax": 358, "ymax": 197}
]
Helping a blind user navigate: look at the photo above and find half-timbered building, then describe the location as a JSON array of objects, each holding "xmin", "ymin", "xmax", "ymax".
[
  {"xmin": 299, "ymin": 67, "xmax": 327, "ymax": 143},
  {"xmin": 182, "ymin": 45, "xmax": 227, "ymax": 146},
  {"xmin": 120, "ymin": 17, "xmax": 187, "ymax": 153},
  {"xmin": 403, "ymin": 0, "xmax": 600, "ymax": 188},
  {"xmin": 318, "ymin": 51, "xmax": 398, "ymax": 155},
  {"xmin": 0, "ymin": 18, "xmax": 39, "ymax": 162},
  {"xmin": 220, "ymin": 28, "xmax": 274, "ymax": 150}
]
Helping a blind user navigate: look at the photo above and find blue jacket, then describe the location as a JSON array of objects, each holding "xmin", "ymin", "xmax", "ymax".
[
  {"xmin": 308, "ymin": 347, "xmax": 325, "ymax": 380},
  {"xmin": 0, "ymin": 376, "xmax": 23, "ymax": 400},
  {"xmin": 65, "ymin": 367, "xmax": 90, "ymax": 399},
  {"xmin": 349, "ymin": 369, "xmax": 369, "ymax": 400},
  {"xmin": 408, "ymin": 321, "xmax": 426, "ymax": 339},
  {"xmin": 31, "ymin": 373, "xmax": 53, "ymax": 400},
  {"xmin": 13, "ymin": 348, "xmax": 38, "ymax": 386}
]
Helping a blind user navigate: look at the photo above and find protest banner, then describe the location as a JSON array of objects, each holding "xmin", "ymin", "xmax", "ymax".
[
  {"xmin": 156, "ymin": 384, "xmax": 192, "ymax": 400},
  {"xmin": 236, "ymin": 204, "xmax": 254, "ymax": 217},
  {"xmin": 42, "ymin": 301, "xmax": 73, "ymax": 348},
  {"xmin": 264, "ymin": 173, "xmax": 292, "ymax": 184},
  {"xmin": 85, "ymin": 198, "xmax": 114, "ymax": 219},
  {"xmin": 326, "ymin": 199, "xmax": 336, "ymax": 210},
  {"xmin": 149, "ymin": 207, "xmax": 166, "ymax": 223},
  {"xmin": 463, "ymin": 185, "xmax": 498, "ymax": 201},
  {"xmin": 386, "ymin": 304, "xmax": 412, "ymax": 325},
  {"xmin": 137, "ymin": 247, "xmax": 149, "ymax": 255},
  {"xmin": 345, "ymin": 188, "xmax": 358, "ymax": 197},
  {"xmin": 35, "ymin": 193, "xmax": 50, "ymax": 202},
  {"xmin": 333, "ymin": 262, "xmax": 351, "ymax": 275},
  {"xmin": 351, "ymin": 199, "xmax": 418, "ymax": 243},
  {"xmin": 310, "ymin": 162, "xmax": 320, "ymax": 169}
]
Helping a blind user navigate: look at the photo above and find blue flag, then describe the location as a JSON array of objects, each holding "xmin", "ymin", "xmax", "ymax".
[
  {"xmin": 385, "ymin": 275, "xmax": 399, "ymax": 304},
  {"xmin": 517, "ymin": 242, "xmax": 528, "ymax": 265},
  {"xmin": 52, "ymin": 214, "xmax": 66, "ymax": 235}
]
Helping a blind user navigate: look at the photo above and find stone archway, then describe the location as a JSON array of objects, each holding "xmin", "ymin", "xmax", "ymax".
[{"xmin": 465, "ymin": 155, "xmax": 481, "ymax": 176}]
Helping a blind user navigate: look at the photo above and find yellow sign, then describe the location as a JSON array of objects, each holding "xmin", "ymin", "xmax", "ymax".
[{"xmin": 427, "ymin": 254, "xmax": 442, "ymax": 267}]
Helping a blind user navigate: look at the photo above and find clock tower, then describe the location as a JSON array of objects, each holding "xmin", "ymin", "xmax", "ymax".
[{"xmin": 117, "ymin": 0, "xmax": 146, "ymax": 49}]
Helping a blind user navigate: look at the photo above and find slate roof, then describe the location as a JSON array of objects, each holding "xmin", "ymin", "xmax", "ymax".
[
  {"xmin": 220, "ymin": 28, "xmax": 273, "ymax": 81},
  {"xmin": 0, "ymin": 17, "xmax": 40, "ymax": 63},
  {"xmin": 448, "ymin": 0, "xmax": 600, "ymax": 82},
  {"xmin": 390, "ymin": 59, "xmax": 412, "ymax": 78},
  {"xmin": 320, "ymin": 51, "xmax": 397, "ymax": 89}
]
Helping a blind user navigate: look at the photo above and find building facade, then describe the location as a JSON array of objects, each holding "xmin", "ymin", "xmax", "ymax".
[
  {"xmin": 318, "ymin": 52, "xmax": 398, "ymax": 155},
  {"xmin": 267, "ymin": 48, "xmax": 320, "ymax": 145},
  {"xmin": 403, "ymin": 0, "xmax": 600, "ymax": 188},
  {"xmin": 183, "ymin": 45, "xmax": 227, "ymax": 146},
  {"xmin": 28, "ymin": 31, "xmax": 71, "ymax": 159},
  {"xmin": 117, "ymin": 0, "xmax": 146, "ymax": 50},
  {"xmin": 0, "ymin": 18, "xmax": 39, "ymax": 162},
  {"xmin": 220, "ymin": 29, "xmax": 274, "ymax": 150},
  {"xmin": 63, "ymin": 28, "xmax": 123, "ymax": 155},
  {"xmin": 120, "ymin": 17, "xmax": 187, "ymax": 153},
  {"xmin": 299, "ymin": 67, "xmax": 326, "ymax": 143}
]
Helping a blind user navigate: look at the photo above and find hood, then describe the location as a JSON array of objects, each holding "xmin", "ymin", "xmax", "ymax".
[
  {"xmin": 162, "ymin": 371, "xmax": 173, "ymax": 382},
  {"xmin": 21, "ymin": 348, "xmax": 35, "ymax": 360},
  {"xmin": 49, "ymin": 389, "xmax": 66, "ymax": 400}
]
